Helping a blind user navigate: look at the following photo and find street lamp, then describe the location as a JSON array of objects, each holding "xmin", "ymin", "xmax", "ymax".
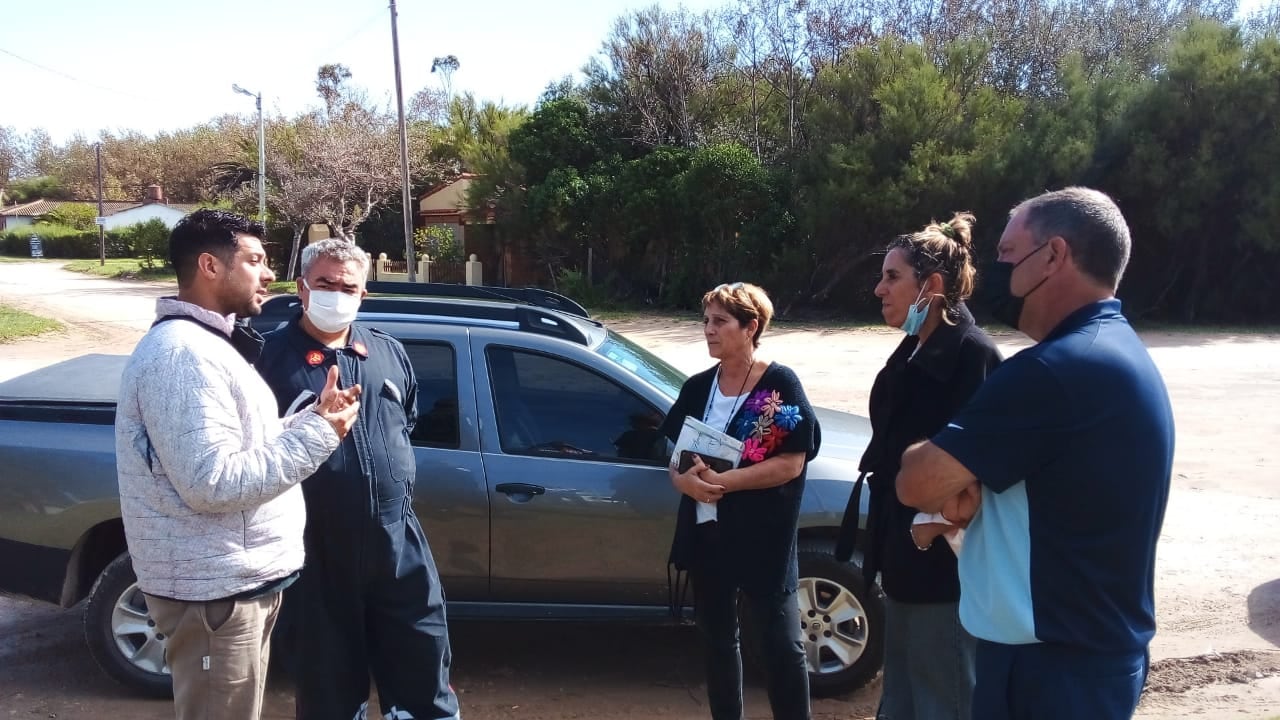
[{"xmin": 232, "ymin": 84, "xmax": 266, "ymax": 222}]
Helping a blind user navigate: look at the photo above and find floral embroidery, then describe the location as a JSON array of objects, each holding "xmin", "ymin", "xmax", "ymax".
[
  {"xmin": 731, "ymin": 387, "xmax": 804, "ymax": 464},
  {"xmin": 774, "ymin": 404, "xmax": 803, "ymax": 431},
  {"xmin": 745, "ymin": 389, "xmax": 783, "ymax": 415}
]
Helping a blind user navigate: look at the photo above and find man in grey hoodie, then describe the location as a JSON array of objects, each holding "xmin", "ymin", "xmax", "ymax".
[{"xmin": 115, "ymin": 209, "xmax": 361, "ymax": 720}]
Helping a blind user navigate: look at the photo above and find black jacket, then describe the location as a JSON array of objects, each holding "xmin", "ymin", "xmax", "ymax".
[
  {"xmin": 844, "ymin": 304, "xmax": 1001, "ymax": 603},
  {"xmin": 660, "ymin": 362, "xmax": 820, "ymax": 593}
]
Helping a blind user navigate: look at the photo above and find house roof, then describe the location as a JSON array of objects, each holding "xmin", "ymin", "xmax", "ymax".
[
  {"xmin": 0, "ymin": 199, "xmax": 198, "ymax": 217},
  {"xmin": 419, "ymin": 173, "xmax": 479, "ymax": 202}
]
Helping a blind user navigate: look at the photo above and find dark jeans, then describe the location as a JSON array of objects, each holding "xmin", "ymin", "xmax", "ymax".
[
  {"xmin": 973, "ymin": 639, "xmax": 1149, "ymax": 720},
  {"xmin": 692, "ymin": 521, "xmax": 811, "ymax": 720}
]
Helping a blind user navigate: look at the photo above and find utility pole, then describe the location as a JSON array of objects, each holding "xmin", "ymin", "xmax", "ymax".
[
  {"xmin": 96, "ymin": 143, "xmax": 105, "ymax": 267},
  {"xmin": 389, "ymin": 0, "xmax": 416, "ymax": 281},
  {"xmin": 255, "ymin": 94, "xmax": 265, "ymax": 221},
  {"xmin": 232, "ymin": 84, "xmax": 266, "ymax": 221}
]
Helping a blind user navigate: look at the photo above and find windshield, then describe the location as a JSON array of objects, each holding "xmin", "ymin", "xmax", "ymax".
[{"xmin": 596, "ymin": 330, "xmax": 686, "ymax": 401}]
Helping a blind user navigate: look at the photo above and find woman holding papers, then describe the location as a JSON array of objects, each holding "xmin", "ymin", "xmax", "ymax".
[
  {"xmin": 660, "ymin": 282, "xmax": 820, "ymax": 720},
  {"xmin": 836, "ymin": 214, "xmax": 1001, "ymax": 720}
]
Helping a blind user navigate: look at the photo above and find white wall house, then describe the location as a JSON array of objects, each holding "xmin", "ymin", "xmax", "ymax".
[
  {"xmin": 102, "ymin": 203, "xmax": 189, "ymax": 230},
  {"xmin": 0, "ymin": 186, "xmax": 195, "ymax": 233},
  {"xmin": 2, "ymin": 214, "xmax": 32, "ymax": 231}
]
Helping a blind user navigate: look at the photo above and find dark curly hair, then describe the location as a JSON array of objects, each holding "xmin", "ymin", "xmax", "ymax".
[{"xmin": 170, "ymin": 209, "xmax": 266, "ymax": 287}]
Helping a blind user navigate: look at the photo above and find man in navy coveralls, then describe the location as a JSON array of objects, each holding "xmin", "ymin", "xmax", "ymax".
[{"xmin": 258, "ymin": 239, "xmax": 460, "ymax": 720}]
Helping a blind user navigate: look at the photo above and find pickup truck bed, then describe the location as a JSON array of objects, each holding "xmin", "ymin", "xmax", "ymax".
[{"xmin": 0, "ymin": 355, "xmax": 127, "ymax": 605}]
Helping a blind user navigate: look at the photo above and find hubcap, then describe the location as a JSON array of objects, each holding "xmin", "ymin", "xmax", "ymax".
[
  {"xmin": 797, "ymin": 575, "xmax": 869, "ymax": 676},
  {"xmin": 110, "ymin": 581, "xmax": 170, "ymax": 676}
]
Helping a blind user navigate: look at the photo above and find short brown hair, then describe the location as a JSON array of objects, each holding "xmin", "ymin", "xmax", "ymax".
[
  {"xmin": 701, "ymin": 282, "xmax": 774, "ymax": 348},
  {"xmin": 1013, "ymin": 187, "xmax": 1131, "ymax": 291}
]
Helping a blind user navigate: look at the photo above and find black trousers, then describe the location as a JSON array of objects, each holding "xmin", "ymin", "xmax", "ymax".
[
  {"xmin": 293, "ymin": 510, "xmax": 460, "ymax": 720},
  {"xmin": 691, "ymin": 521, "xmax": 811, "ymax": 720}
]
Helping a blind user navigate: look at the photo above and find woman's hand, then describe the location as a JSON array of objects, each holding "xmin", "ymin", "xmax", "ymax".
[
  {"xmin": 910, "ymin": 522, "xmax": 953, "ymax": 550},
  {"xmin": 698, "ymin": 463, "xmax": 724, "ymax": 490},
  {"xmin": 673, "ymin": 454, "xmax": 727, "ymax": 503}
]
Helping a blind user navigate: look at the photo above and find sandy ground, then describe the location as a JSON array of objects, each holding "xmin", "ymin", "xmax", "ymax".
[{"xmin": 0, "ymin": 260, "xmax": 1277, "ymax": 719}]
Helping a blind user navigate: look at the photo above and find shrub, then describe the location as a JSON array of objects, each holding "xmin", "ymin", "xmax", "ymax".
[
  {"xmin": 554, "ymin": 267, "xmax": 612, "ymax": 310},
  {"xmin": 121, "ymin": 219, "xmax": 172, "ymax": 269},
  {"xmin": 412, "ymin": 224, "xmax": 463, "ymax": 262},
  {"xmin": 36, "ymin": 204, "xmax": 98, "ymax": 231},
  {"xmin": 0, "ymin": 224, "xmax": 134, "ymax": 259}
]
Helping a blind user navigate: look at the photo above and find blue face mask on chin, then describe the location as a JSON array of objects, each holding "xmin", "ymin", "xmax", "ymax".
[{"xmin": 900, "ymin": 285, "xmax": 932, "ymax": 336}]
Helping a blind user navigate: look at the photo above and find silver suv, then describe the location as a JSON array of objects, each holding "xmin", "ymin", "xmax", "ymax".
[{"xmin": 2, "ymin": 283, "xmax": 884, "ymax": 699}]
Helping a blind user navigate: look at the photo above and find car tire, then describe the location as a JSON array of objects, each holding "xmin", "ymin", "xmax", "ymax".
[
  {"xmin": 83, "ymin": 552, "xmax": 173, "ymax": 698},
  {"xmin": 741, "ymin": 541, "xmax": 884, "ymax": 697}
]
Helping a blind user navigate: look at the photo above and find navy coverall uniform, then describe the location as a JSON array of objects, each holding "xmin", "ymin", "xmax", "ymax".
[{"xmin": 257, "ymin": 316, "xmax": 460, "ymax": 720}]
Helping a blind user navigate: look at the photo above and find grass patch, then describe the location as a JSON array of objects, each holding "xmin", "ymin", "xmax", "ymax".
[
  {"xmin": 63, "ymin": 258, "xmax": 176, "ymax": 283},
  {"xmin": 0, "ymin": 255, "xmax": 54, "ymax": 263},
  {"xmin": 0, "ymin": 304, "xmax": 62, "ymax": 342},
  {"xmin": 63, "ymin": 262, "xmax": 294, "ymax": 294}
]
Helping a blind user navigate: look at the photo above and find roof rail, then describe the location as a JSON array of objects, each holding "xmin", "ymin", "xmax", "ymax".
[
  {"xmin": 365, "ymin": 281, "xmax": 590, "ymax": 319},
  {"xmin": 255, "ymin": 292, "xmax": 596, "ymax": 346}
]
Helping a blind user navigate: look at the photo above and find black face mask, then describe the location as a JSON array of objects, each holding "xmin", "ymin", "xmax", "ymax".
[{"xmin": 984, "ymin": 242, "xmax": 1051, "ymax": 331}]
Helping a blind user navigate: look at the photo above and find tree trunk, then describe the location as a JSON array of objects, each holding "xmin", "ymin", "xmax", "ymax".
[{"xmin": 287, "ymin": 227, "xmax": 304, "ymax": 281}]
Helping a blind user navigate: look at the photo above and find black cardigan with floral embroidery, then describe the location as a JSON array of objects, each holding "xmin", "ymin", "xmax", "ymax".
[{"xmin": 659, "ymin": 361, "xmax": 821, "ymax": 593}]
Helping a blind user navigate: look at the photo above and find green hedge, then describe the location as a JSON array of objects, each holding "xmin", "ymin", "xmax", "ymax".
[{"xmin": 0, "ymin": 223, "xmax": 161, "ymax": 261}]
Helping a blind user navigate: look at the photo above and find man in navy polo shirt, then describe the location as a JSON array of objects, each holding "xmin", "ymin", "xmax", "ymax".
[{"xmin": 896, "ymin": 187, "xmax": 1174, "ymax": 720}]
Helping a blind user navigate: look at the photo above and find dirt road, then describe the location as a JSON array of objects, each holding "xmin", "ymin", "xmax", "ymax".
[{"xmin": 1, "ymin": 261, "xmax": 1277, "ymax": 718}]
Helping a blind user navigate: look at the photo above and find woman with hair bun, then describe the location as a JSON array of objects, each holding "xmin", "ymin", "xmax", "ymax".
[{"xmin": 838, "ymin": 213, "xmax": 1002, "ymax": 720}]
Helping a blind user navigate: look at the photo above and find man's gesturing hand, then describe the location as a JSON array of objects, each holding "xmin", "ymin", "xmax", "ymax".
[{"xmin": 315, "ymin": 365, "xmax": 362, "ymax": 439}]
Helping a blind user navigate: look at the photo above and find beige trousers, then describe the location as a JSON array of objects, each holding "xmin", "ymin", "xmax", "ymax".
[{"xmin": 144, "ymin": 591, "xmax": 283, "ymax": 720}]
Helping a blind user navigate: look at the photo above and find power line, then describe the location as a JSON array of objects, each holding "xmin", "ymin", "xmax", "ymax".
[
  {"xmin": 0, "ymin": 46, "xmax": 153, "ymax": 102},
  {"xmin": 310, "ymin": 8, "xmax": 387, "ymax": 62}
]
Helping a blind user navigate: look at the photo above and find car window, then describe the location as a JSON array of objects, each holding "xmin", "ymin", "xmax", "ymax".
[
  {"xmin": 595, "ymin": 330, "xmax": 685, "ymax": 401},
  {"xmin": 486, "ymin": 346, "xmax": 666, "ymax": 465},
  {"xmin": 403, "ymin": 342, "xmax": 460, "ymax": 449}
]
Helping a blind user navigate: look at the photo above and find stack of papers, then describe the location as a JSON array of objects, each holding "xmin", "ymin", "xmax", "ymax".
[{"xmin": 671, "ymin": 416, "xmax": 744, "ymax": 474}]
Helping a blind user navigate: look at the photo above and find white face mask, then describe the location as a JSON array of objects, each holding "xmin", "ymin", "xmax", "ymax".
[{"xmin": 302, "ymin": 279, "xmax": 362, "ymax": 333}]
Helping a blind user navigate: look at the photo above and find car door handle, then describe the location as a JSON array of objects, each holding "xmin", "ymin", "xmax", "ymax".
[{"xmin": 495, "ymin": 482, "xmax": 546, "ymax": 497}]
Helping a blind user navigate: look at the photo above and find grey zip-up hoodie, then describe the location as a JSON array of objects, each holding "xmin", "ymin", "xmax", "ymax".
[{"xmin": 115, "ymin": 298, "xmax": 340, "ymax": 601}]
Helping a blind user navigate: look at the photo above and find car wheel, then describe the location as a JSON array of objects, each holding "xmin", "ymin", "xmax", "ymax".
[
  {"xmin": 83, "ymin": 552, "xmax": 173, "ymax": 698},
  {"xmin": 742, "ymin": 542, "xmax": 884, "ymax": 697}
]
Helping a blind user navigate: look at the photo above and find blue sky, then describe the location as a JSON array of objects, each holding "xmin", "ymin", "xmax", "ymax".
[
  {"xmin": 2, "ymin": 0, "xmax": 725, "ymax": 142},
  {"xmin": 4, "ymin": 0, "xmax": 1270, "ymax": 143}
]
